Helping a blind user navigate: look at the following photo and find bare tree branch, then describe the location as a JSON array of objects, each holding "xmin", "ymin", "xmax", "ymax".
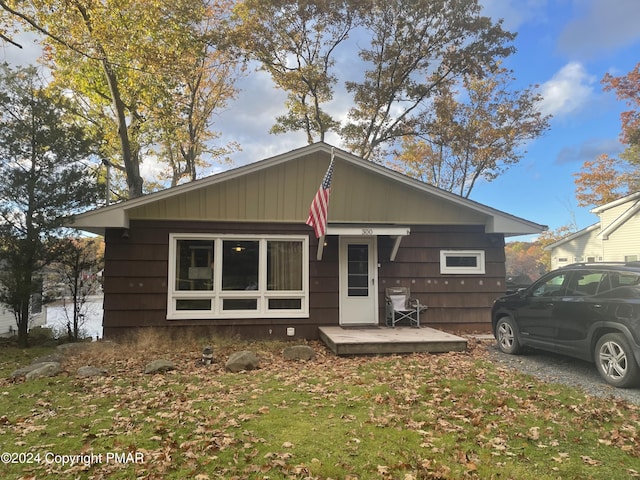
[
  {"xmin": 0, "ymin": 30, "xmax": 21, "ymax": 48},
  {"xmin": 0, "ymin": 1, "xmax": 99, "ymax": 60}
]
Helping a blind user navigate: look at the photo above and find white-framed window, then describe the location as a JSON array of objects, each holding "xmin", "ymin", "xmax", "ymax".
[
  {"xmin": 167, "ymin": 233, "xmax": 309, "ymax": 319},
  {"xmin": 440, "ymin": 250, "xmax": 486, "ymax": 275}
]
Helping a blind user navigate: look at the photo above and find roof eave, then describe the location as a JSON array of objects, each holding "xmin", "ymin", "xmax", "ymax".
[{"xmin": 591, "ymin": 191, "xmax": 640, "ymax": 213}]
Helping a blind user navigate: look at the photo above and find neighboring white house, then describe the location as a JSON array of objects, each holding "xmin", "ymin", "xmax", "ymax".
[
  {"xmin": 0, "ymin": 304, "xmax": 45, "ymax": 338},
  {"xmin": 0, "ymin": 304, "xmax": 17, "ymax": 337},
  {"xmin": 547, "ymin": 192, "xmax": 640, "ymax": 268}
]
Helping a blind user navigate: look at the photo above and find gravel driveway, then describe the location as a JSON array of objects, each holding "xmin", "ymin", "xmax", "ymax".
[{"xmin": 480, "ymin": 339, "xmax": 640, "ymax": 406}]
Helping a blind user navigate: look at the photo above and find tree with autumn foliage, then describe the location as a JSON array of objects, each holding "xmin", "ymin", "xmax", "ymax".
[
  {"xmin": 505, "ymin": 241, "xmax": 545, "ymax": 285},
  {"xmin": 231, "ymin": 0, "xmax": 517, "ymax": 161},
  {"xmin": 343, "ymin": 0, "xmax": 516, "ymax": 161},
  {"xmin": 392, "ymin": 66, "xmax": 549, "ymax": 197},
  {"xmin": 505, "ymin": 223, "xmax": 578, "ymax": 283},
  {"xmin": 603, "ymin": 63, "xmax": 640, "ymax": 154},
  {"xmin": 573, "ymin": 153, "xmax": 633, "ymax": 207},
  {"xmin": 0, "ymin": 0, "xmax": 240, "ymax": 198},
  {"xmin": 573, "ymin": 63, "xmax": 640, "ymax": 207}
]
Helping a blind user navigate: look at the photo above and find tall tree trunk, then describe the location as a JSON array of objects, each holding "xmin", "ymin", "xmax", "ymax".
[
  {"xmin": 17, "ymin": 299, "xmax": 30, "ymax": 348},
  {"xmin": 100, "ymin": 59, "xmax": 143, "ymax": 198},
  {"xmin": 76, "ymin": 3, "xmax": 144, "ymax": 198}
]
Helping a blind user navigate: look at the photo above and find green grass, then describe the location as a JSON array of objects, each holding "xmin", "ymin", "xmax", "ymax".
[{"xmin": 0, "ymin": 333, "xmax": 638, "ymax": 479}]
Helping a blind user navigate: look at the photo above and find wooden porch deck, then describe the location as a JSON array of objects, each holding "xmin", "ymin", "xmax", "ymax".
[{"xmin": 318, "ymin": 326, "xmax": 468, "ymax": 356}]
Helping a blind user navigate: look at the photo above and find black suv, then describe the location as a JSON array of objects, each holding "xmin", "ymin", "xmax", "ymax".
[{"xmin": 492, "ymin": 263, "xmax": 640, "ymax": 388}]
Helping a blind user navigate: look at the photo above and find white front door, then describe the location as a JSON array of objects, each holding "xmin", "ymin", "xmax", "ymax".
[{"xmin": 339, "ymin": 237, "xmax": 378, "ymax": 326}]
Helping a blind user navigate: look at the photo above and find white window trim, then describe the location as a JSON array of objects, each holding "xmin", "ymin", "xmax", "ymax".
[
  {"xmin": 440, "ymin": 250, "xmax": 486, "ymax": 275},
  {"xmin": 167, "ymin": 233, "xmax": 309, "ymax": 320}
]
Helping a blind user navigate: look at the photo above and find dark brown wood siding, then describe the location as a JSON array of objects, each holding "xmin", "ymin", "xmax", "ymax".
[
  {"xmin": 103, "ymin": 220, "xmax": 340, "ymax": 340},
  {"xmin": 103, "ymin": 221, "xmax": 504, "ymax": 339},
  {"xmin": 377, "ymin": 225, "xmax": 505, "ymax": 333}
]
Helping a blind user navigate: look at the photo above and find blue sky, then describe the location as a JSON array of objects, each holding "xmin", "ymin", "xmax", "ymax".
[
  {"xmin": 2, "ymin": 0, "xmax": 639, "ymax": 238},
  {"xmin": 470, "ymin": 0, "xmax": 640, "ymax": 236}
]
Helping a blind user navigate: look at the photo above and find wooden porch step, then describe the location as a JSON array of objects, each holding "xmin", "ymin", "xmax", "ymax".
[{"xmin": 318, "ymin": 326, "xmax": 468, "ymax": 356}]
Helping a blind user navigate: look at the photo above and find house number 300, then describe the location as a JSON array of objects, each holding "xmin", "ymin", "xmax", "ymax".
[{"xmin": 361, "ymin": 228, "xmax": 373, "ymax": 235}]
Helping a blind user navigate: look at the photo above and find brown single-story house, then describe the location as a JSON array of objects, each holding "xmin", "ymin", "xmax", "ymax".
[{"xmin": 71, "ymin": 142, "xmax": 546, "ymax": 340}]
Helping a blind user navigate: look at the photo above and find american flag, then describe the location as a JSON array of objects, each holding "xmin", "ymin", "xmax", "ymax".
[{"xmin": 306, "ymin": 153, "xmax": 335, "ymax": 238}]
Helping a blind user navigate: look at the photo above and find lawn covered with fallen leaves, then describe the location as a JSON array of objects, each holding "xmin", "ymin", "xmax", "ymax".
[{"xmin": 0, "ymin": 333, "xmax": 639, "ymax": 479}]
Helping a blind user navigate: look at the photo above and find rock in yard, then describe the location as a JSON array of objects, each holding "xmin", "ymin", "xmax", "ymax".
[
  {"xmin": 144, "ymin": 359, "xmax": 176, "ymax": 374},
  {"xmin": 225, "ymin": 351, "xmax": 260, "ymax": 372},
  {"xmin": 31, "ymin": 353, "xmax": 63, "ymax": 365},
  {"xmin": 77, "ymin": 366, "xmax": 108, "ymax": 378},
  {"xmin": 25, "ymin": 362, "xmax": 62, "ymax": 380},
  {"xmin": 10, "ymin": 364, "xmax": 45, "ymax": 379},
  {"xmin": 283, "ymin": 345, "xmax": 316, "ymax": 361}
]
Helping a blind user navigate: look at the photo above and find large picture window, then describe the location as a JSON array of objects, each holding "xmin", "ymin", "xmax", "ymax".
[{"xmin": 168, "ymin": 234, "xmax": 308, "ymax": 319}]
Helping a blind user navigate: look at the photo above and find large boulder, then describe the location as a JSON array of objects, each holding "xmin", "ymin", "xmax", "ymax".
[
  {"xmin": 225, "ymin": 351, "xmax": 260, "ymax": 372},
  {"xmin": 11, "ymin": 355, "xmax": 63, "ymax": 379},
  {"xmin": 283, "ymin": 345, "xmax": 316, "ymax": 361},
  {"xmin": 144, "ymin": 359, "xmax": 176, "ymax": 374},
  {"xmin": 25, "ymin": 362, "xmax": 62, "ymax": 380}
]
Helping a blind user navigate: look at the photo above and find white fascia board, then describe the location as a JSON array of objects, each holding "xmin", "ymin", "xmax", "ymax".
[
  {"xmin": 69, "ymin": 206, "xmax": 130, "ymax": 235},
  {"xmin": 591, "ymin": 191, "xmax": 640, "ymax": 213},
  {"xmin": 485, "ymin": 215, "xmax": 548, "ymax": 236}
]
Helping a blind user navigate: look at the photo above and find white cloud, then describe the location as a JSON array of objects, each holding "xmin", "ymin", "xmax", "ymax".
[
  {"xmin": 538, "ymin": 62, "xmax": 596, "ymax": 117},
  {"xmin": 558, "ymin": 0, "xmax": 640, "ymax": 59},
  {"xmin": 140, "ymin": 154, "xmax": 167, "ymax": 183}
]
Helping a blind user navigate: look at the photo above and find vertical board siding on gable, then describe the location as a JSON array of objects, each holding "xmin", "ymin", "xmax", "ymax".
[{"xmin": 129, "ymin": 156, "xmax": 314, "ymax": 223}]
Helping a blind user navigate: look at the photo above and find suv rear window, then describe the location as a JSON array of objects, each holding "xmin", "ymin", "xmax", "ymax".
[{"xmin": 595, "ymin": 271, "xmax": 640, "ymax": 297}]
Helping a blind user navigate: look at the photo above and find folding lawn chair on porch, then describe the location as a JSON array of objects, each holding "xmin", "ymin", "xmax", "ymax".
[{"xmin": 385, "ymin": 287, "xmax": 427, "ymax": 328}]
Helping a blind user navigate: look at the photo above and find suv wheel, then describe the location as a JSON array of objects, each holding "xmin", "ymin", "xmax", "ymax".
[
  {"xmin": 496, "ymin": 316, "xmax": 521, "ymax": 354},
  {"xmin": 595, "ymin": 333, "xmax": 640, "ymax": 388}
]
